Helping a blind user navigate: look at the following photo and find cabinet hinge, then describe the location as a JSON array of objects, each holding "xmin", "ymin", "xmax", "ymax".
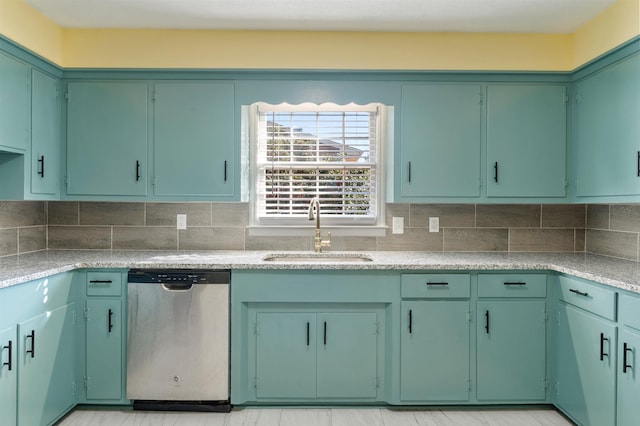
[
  {"xmin": 253, "ymin": 322, "xmax": 258, "ymax": 336},
  {"xmin": 151, "ymin": 90, "xmax": 156, "ymax": 103},
  {"xmin": 575, "ymin": 92, "xmax": 580, "ymax": 104},
  {"xmin": 151, "ymin": 176, "xmax": 156, "ymax": 187},
  {"xmin": 65, "ymin": 175, "xmax": 70, "ymax": 187},
  {"xmin": 83, "ymin": 307, "xmax": 89, "ymax": 321},
  {"xmin": 555, "ymin": 381, "xmax": 560, "ymax": 398},
  {"xmin": 564, "ymin": 94, "xmax": 569, "ymax": 104},
  {"xmin": 479, "ymin": 91, "xmax": 484, "ymax": 105},
  {"xmin": 466, "ymin": 311, "xmax": 472, "ymax": 323},
  {"xmin": 71, "ymin": 379, "xmax": 77, "ymax": 398},
  {"xmin": 543, "ymin": 378, "xmax": 549, "ymax": 393},
  {"xmin": 84, "ymin": 376, "xmax": 90, "ymax": 390},
  {"xmin": 64, "ymin": 91, "xmax": 69, "ymax": 101},
  {"xmin": 543, "ymin": 309, "xmax": 548, "ymax": 323},
  {"xmin": 374, "ymin": 322, "xmax": 379, "ymax": 335},
  {"xmin": 375, "ymin": 376, "xmax": 379, "ymax": 389},
  {"xmin": 467, "ymin": 379, "xmax": 472, "ymax": 392},
  {"xmin": 253, "ymin": 377, "xmax": 258, "ymax": 390},
  {"xmin": 478, "ymin": 178, "xmax": 483, "ymax": 189}
]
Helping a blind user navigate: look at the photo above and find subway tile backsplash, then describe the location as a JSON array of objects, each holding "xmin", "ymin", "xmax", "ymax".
[{"xmin": 1, "ymin": 200, "xmax": 637, "ymax": 259}]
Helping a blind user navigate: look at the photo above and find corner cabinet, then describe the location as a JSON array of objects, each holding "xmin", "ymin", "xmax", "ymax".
[
  {"xmin": 554, "ymin": 275, "xmax": 617, "ymax": 426},
  {"xmin": 66, "ymin": 81, "xmax": 149, "ymax": 196},
  {"xmin": 400, "ymin": 274, "xmax": 471, "ymax": 403},
  {"xmin": 399, "ymin": 83, "xmax": 482, "ymax": 199},
  {"xmin": 0, "ymin": 272, "xmax": 76, "ymax": 426},
  {"xmin": 574, "ymin": 52, "xmax": 640, "ymax": 198},
  {"xmin": 231, "ymin": 270, "xmax": 398, "ymax": 404},
  {"xmin": 486, "ymin": 84, "xmax": 567, "ymax": 198},
  {"xmin": 152, "ymin": 82, "xmax": 235, "ymax": 198}
]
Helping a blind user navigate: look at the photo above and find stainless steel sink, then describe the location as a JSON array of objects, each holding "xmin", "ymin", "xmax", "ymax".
[{"xmin": 262, "ymin": 253, "xmax": 373, "ymax": 263}]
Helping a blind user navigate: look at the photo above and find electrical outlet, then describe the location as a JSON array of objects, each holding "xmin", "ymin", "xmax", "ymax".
[
  {"xmin": 392, "ymin": 217, "xmax": 404, "ymax": 234},
  {"xmin": 176, "ymin": 214, "xmax": 187, "ymax": 230},
  {"xmin": 429, "ymin": 217, "xmax": 439, "ymax": 233}
]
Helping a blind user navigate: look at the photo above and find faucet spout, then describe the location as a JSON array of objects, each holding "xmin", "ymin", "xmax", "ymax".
[
  {"xmin": 308, "ymin": 197, "xmax": 321, "ymax": 230},
  {"xmin": 308, "ymin": 197, "xmax": 330, "ymax": 253}
]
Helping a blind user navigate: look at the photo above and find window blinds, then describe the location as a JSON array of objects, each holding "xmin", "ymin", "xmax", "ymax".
[{"xmin": 256, "ymin": 108, "xmax": 378, "ymax": 223}]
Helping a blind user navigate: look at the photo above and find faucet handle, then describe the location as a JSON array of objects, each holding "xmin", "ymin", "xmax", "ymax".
[{"xmin": 322, "ymin": 232, "xmax": 331, "ymax": 248}]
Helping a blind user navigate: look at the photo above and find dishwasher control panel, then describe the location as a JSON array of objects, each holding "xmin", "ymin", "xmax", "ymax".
[{"xmin": 128, "ymin": 269, "xmax": 230, "ymax": 284}]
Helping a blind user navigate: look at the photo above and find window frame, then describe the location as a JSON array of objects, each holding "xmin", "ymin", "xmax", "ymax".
[{"xmin": 247, "ymin": 102, "xmax": 387, "ymax": 235}]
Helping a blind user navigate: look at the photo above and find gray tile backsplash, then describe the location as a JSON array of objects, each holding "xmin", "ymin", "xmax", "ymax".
[{"xmin": 0, "ymin": 200, "xmax": 615, "ymax": 257}]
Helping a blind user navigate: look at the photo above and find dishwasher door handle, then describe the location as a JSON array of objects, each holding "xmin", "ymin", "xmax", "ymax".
[{"xmin": 161, "ymin": 283, "xmax": 194, "ymax": 291}]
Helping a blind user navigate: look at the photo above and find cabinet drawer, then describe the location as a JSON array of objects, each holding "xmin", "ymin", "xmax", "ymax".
[
  {"xmin": 478, "ymin": 274, "xmax": 547, "ymax": 298},
  {"xmin": 87, "ymin": 272, "xmax": 122, "ymax": 296},
  {"xmin": 401, "ymin": 274, "xmax": 470, "ymax": 299},
  {"xmin": 620, "ymin": 293, "xmax": 640, "ymax": 330},
  {"xmin": 558, "ymin": 276, "xmax": 616, "ymax": 321}
]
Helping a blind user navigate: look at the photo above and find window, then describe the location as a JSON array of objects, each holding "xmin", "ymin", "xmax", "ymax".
[{"xmin": 249, "ymin": 102, "xmax": 386, "ymax": 232}]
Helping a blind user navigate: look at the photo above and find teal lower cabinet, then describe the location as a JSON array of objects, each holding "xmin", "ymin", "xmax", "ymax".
[
  {"xmin": 0, "ymin": 326, "xmax": 18, "ymax": 425},
  {"xmin": 617, "ymin": 328, "xmax": 640, "ymax": 426},
  {"xmin": 80, "ymin": 270, "xmax": 127, "ymax": 404},
  {"xmin": 85, "ymin": 299, "xmax": 123, "ymax": 400},
  {"xmin": 476, "ymin": 300, "xmax": 547, "ymax": 401},
  {"xmin": 399, "ymin": 273, "xmax": 471, "ymax": 403},
  {"xmin": 18, "ymin": 303, "xmax": 76, "ymax": 426},
  {"xmin": 255, "ymin": 311, "xmax": 378, "ymax": 399},
  {"xmin": 617, "ymin": 293, "xmax": 640, "ymax": 426},
  {"xmin": 400, "ymin": 301, "xmax": 470, "ymax": 402},
  {"xmin": 0, "ymin": 272, "xmax": 77, "ymax": 426},
  {"xmin": 231, "ymin": 270, "xmax": 397, "ymax": 404},
  {"xmin": 476, "ymin": 273, "xmax": 547, "ymax": 402},
  {"xmin": 554, "ymin": 275, "xmax": 617, "ymax": 426}
]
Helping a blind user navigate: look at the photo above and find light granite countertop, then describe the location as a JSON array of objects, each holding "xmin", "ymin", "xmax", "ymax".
[{"xmin": 1, "ymin": 250, "xmax": 640, "ymax": 294}]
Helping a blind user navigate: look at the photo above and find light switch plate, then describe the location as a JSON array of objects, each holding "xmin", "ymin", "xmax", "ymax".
[
  {"xmin": 429, "ymin": 217, "xmax": 439, "ymax": 233},
  {"xmin": 392, "ymin": 217, "xmax": 404, "ymax": 234},
  {"xmin": 177, "ymin": 214, "xmax": 187, "ymax": 230}
]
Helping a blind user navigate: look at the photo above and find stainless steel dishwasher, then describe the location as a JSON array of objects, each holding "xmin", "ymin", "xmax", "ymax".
[{"xmin": 127, "ymin": 269, "xmax": 231, "ymax": 412}]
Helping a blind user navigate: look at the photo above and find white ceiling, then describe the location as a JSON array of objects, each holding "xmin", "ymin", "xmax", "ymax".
[{"xmin": 25, "ymin": 0, "xmax": 618, "ymax": 33}]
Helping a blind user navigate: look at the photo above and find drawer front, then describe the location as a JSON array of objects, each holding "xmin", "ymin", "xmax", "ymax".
[
  {"xmin": 478, "ymin": 274, "xmax": 547, "ymax": 298},
  {"xmin": 558, "ymin": 275, "xmax": 616, "ymax": 321},
  {"xmin": 401, "ymin": 274, "xmax": 470, "ymax": 299},
  {"xmin": 87, "ymin": 271, "xmax": 122, "ymax": 296},
  {"xmin": 620, "ymin": 293, "xmax": 640, "ymax": 330}
]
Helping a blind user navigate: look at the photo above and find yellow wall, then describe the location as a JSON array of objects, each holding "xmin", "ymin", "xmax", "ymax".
[
  {"xmin": 1, "ymin": 0, "xmax": 639, "ymax": 71},
  {"xmin": 61, "ymin": 30, "xmax": 573, "ymax": 71},
  {"xmin": 0, "ymin": 0, "xmax": 63, "ymax": 64},
  {"xmin": 573, "ymin": 0, "xmax": 640, "ymax": 67}
]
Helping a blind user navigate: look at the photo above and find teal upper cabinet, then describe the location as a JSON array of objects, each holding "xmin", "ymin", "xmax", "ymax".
[
  {"xmin": 0, "ymin": 51, "xmax": 30, "ymax": 152},
  {"xmin": 153, "ymin": 82, "xmax": 234, "ymax": 198},
  {"xmin": 486, "ymin": 84, "xmax": 567, "ymax": 197},
  {"xmin": 31, "ymin": 70, "xmax": 61, "ymax": 196},
  {"xmin": 574, "ymin": 53, "xmax": 640, "ymax": 198},
  {"xmin": 66, "ymin": 81, "xmax": 148, "ymax": 196},
  {"xmin": 400, "ymin": 84, "xmax": 481, "ymax": 199}
]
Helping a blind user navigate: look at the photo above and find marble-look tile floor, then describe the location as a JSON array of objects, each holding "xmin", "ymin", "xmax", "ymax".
[{"xmin": 57, "ymin": 407, "xmax": 574, "ymax": 425}]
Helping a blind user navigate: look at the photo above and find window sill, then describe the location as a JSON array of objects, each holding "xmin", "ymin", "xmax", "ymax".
[{"xmin": 246, "ymin": 225, "xmax": 387, "ymax": 237}]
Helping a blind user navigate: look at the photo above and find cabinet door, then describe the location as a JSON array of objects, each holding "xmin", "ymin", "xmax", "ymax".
[
  {"xmin": 617, "ymin": 328, "xmax": 640, "ymax": 426},
  {"xmin": 153, "ymin": 82, "xmax": 234, "ymax": 197},
  {"xmin": 317, "ymin": 312, "xmax": 378, "ymax": 398},
  {"xmin": 255, "ymin": 313, "xmax": 316, "ymax": 398},
  {"xmin": 400, "ymin": 84, "xmax": 481, "ymax": 198},
  {"xmin": 401, "ymin": 301, "xmax": 470, "ymax": 402},
  {"xmin": 18, "ymin": 303, "xmax": 76, "ymax": 426},
  {"xmin": 0, "ymin": 326, "xmax": 17, "ymax": 426},
  {"xmin": 31, "ymin": 70, "xmax": 60, "ymax": 196},
  {"xmin": 0, "ymin": 51, "xmax": 30, "ymax": 152},
  {"xmin": 477, "ymin": 300, "xmax": 546, "ymax": 401},
  {"xmin": 575, "ymin": 53, "xmax": 640, "ymax": 197},
  {"xmin": 66, "ymin": 81, "xmax": 148, "ymax": 195},
  {"xmin": 486, "ymin": 84, "xmax": 567, "ymax": 197},
  {"xmin": 556, "ymin": 303, "xmax": 616, "ymax": 426},
  {"xmin": 86, "ymin": 299, "xmax": 122, "ymax": 400}
]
